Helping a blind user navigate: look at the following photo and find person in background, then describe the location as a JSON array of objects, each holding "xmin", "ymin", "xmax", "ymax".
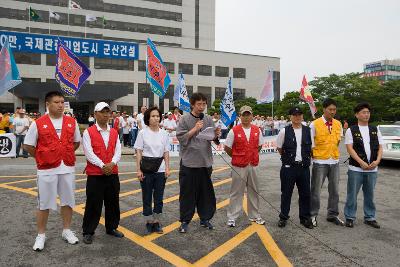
[
  {"xmin": 279, "ymin": 116, "xmax": 287, "ymax": 131},
  {"xmin": 163, "ymin": 112, "xmax": 177, "ymax": 135},
  {"xmin": 13, "ymin": 109, "xmax": 30, "ymax": 158},
  {"xmin": 0, "ymin": 111, "xmax": 11, "ymax": 133},
  {"xmin": 343, "ymin": 119, "xmax": 349, "ymax": 137},
  {"xmin": 88, "ymin": 114, "xmax": 95, "ymax": 127},
  {"xmin": 121, "ymin": 115, "xmax": 131, "ymax": 147},
  {"xmin": 129, "ymin": 113, "xmax": 139, "ymax": 149},
  {"xmin": 134, "ymin": 106, "xmax": 170, "ymax": 234},
  {"xmin": 137, "ymin": 106, "xmax": 147, "ymax": 131},
  {"xmin": 224, "ymin": 106, "xmax": 265, "ymax": 227},
  {"xmin": 344, "ymin": 103, "xmax": 383, "ymax": 229},
  {"xmin": 172, "ymin": 107, "xmax": 182, "ymax": 123},
  {"xmin": 273, "ymin": 116, "xmax": 280, "ymax": 135},
  {"xmin": 23, "ymin": 91, "xmax": 81, "ymax": 251},
  {"xmin": 82, "ymin": 102, "xmax": 124, "ymax": 244}
]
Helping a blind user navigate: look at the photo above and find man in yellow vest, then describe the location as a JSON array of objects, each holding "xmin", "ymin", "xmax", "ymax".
[{"xmin": 310, "ymin": 98, "xmax": 344, "ymax": 227}]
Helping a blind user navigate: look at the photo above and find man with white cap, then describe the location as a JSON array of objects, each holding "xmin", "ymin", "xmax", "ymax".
[
  {"xmin": 13, "ymin": 108, "xmax": 30, "ymax": 158},
  {"xmin": 224, "ymin": 105, "xmax": 265, "ymax": 227},
  {"xmin": 163, "ymin": 111, "xmax": 177, "ymax": 134},
  {"xmin": 23, "ymin": 91, "xmax": 81, "ymax": 251},
  {"xmin": 81, "ymin": 102, "xmax": 123, "ymax": 244}
]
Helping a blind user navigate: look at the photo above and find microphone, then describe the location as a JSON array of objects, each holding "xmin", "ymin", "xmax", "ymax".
[{"xmin": 199, "ymin": 113, "xmax": 204, "ymax": 120}]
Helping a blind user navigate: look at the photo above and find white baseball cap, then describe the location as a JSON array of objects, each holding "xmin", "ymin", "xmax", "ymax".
[{"xmin": 94, "ymin": 102, "xmax": 110, "ymax": 112}]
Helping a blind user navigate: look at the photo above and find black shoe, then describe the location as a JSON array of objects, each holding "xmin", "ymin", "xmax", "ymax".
[
  {"xmin": 200, "ymin": 220, "xmax": 214, "ymax": 230},
  {"xmin": 178, "ymin": 222, "xmax": 189, "ymax": 233},
  {"xmin": 327, "ymin": 217, "xmax": 345, "ymax": 226},
  {"xmin": 152, "ymin": 222, "xmax": 164, "ymax": 234},
  {"xmin": 146, "ymin": 223, "xmax": 153, "ymax": 234},
  {"xmin": 83, "ymin": 234, "xmax": 93, "ymax": 244},
  {"xmin": 106, "ymin": 229, "xmax": 124, "ymax": 238},
  {"xmin": 345, "ymin": 219, "xmax": 354, "ymax": 228},
  {"xmin": 278, "ymin": 219, "xmax": 287, "ymax": 228},
  {"xmin": 300, "ymin": 219, "xmax": 314, "ymax": 229},
  {"xmin": 364, "ymin": 220, "xmax": 380, "ymax": 229}
]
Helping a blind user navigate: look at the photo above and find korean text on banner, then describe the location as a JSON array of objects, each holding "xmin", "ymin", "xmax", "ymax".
[{"xmin": 55, "ymin": 40, "xmax": 91, "ymax": 96}]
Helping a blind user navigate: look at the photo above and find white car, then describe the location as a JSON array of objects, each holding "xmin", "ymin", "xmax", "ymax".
[{"xmin": 378, "ymin": 125, "xmax": 400, "ymax": 161}]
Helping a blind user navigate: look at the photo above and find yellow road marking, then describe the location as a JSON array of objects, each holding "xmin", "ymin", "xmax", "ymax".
[{"xmin": 0, "ymin": 171, "xmax": 139, "ymax": 179}]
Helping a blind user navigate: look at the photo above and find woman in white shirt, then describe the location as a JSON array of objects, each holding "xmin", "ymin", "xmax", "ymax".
[
  {"xmin": 121, "ymin": 115, "xmax": 130, "ymax": 147},
  {"xmin": 134, "ymin": 107, "xmax": 170, "ymax": 234}
]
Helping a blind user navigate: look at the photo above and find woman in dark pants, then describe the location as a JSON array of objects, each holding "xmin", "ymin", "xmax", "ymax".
[{"xmin": 134, "ymin": 106, "xmax": 170, "ymax": 233}]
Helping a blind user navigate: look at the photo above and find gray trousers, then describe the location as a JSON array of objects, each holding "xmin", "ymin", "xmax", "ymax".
[
  {"xmin": 227, "ymin": 165, "xmax": 260, "ymax": 221},
  {"xmin": 310, "ymin": 163, "xmax": 340, "ymax": 218}
]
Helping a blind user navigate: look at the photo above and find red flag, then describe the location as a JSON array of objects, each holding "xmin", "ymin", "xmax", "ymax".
[{"xmin": 299, "ymin": 75, "xmax": 317, "ymax": 118}]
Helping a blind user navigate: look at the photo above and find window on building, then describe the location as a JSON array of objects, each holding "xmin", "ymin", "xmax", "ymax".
[
  {"xmin": 117, "ymin": 105, "xmax": 133, "ymax": 114},
  {"xmin": 215, "ymin": 87, "xmax": 225, "ymax": 100},
  {"xmin": 95, "ymin": 81, "xmax": 134, "ymax": 94},
  {"xmin": 138, "ymin": 60, "xmax": 146, "ymax": 71},
  {"xmin": 233, "ymin": 68, "xmax": 246, "ymax": 79},
  {"xmin": 179, "ymin": 63, "xmax": 193, "ymax": 75},
  {"xmin": 198, "ymin": 65, "xmax": 212, "ymax": 76},
  {"xmin": 233, "ymin": 88, "xmax": 246, "ymax": 100},
  {"xmin": 94, "ymin": 58, "xmax": 134, "ymax": 71},
  {"xmin": 138, "ymin": 83, "xmax": 154, "ymax": 107},
  {"xmin": 14, "ymin": 52, "xmax": 41, "ymax": 65},
  {"xmin": 186, "ymin": 85, "xmax": 193, "ymax": 97},
  {"xmin": 197, "ymin": 86, "xmax": 212, "ymax": 107},
  {"xmin": 164, "ymin": 62, "xmax": 175, "ymax": 74},
  {"xmin": 215, "ymin": 66, "xmax": 229, "ymax": 77}
]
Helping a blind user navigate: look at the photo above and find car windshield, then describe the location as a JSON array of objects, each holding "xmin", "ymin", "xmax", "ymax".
[{"xmin": 379, "ymin": 127, "xmax": 400, "ymax": 136}]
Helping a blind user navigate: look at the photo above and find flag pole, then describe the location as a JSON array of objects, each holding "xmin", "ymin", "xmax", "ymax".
[
  {"xmin": 48, "ymin": 13, "xmax": 51, "ymax": 34},
  {"xmin": 67, "ymin": 1, "xmax": 70, "ymax": 36},
  {"xmin": 28, "ymin": 7, "xmax": 31, "ymax": 33},
  {"xmin": 84, "ymin": 19, "xmax": 87, "ymax": 38}
]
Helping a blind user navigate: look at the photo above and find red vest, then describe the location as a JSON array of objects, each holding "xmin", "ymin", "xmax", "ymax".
[
  {"xmin": 85, "ymin": 125, "xmax": 119, "ymax": 175},
  {"xmin": 231, "ymin": 125, "xmax": 260, "ymax": 167},
  {"xmin": 113, "ymin": 117, "xmax": 120, "ymax": 131},
  {"xmin": 35, "ymin": 115, "xmax": 76, "ymax": 170}
]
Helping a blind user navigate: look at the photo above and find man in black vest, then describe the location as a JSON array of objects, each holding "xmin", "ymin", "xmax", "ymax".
[
  {"xmin": 276, "ymin": 107, "xmax": 313, "ymax": 229},
  {"xmin": 344, "ymin": 102, "xmax": 383, "ymax": 228}
]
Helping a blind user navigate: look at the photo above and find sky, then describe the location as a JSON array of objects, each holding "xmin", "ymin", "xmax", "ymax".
[{"xmin": 215, "ymin": 0, "xmax": 400, "ymax": 98}]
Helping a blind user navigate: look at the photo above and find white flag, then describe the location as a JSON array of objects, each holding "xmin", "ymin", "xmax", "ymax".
[
  {"xmin": 257, "ymin": 70, "xmax": 274, "ymax": 104},
  {"xmin": 175, "ymin": 74, "xmax": 190, "ymax": 112},
  {"xmin": 220, "ymin": 78, "xmax": 237, "ymax": 127},
  {"xmin": 85, "ymin": 14, "xmax": 97, "ymax": 22},
  {"xmin": 69, "ymin": 0, "xmax": 82, "ymax": 10},
  {"xmin": 49, "ymin": 9, "xmax": 60, "ymax": 20}
]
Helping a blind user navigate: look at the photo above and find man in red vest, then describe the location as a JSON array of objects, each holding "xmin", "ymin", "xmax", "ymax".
[
  {"xmin": 23, "ymin": 91, "xmax": 81, "ymax": 251},
  {"xmin": 224, "ymin": 106, "xmax": 265, "ymax": 227},
  {"xmin": 81, "ymin": 102, "xmax": 123, "ymax": 244}
]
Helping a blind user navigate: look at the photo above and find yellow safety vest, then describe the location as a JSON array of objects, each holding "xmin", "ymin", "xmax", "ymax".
[{"xmin": 312, "ymin": 117, "xmax": 341, "ymax": 160}]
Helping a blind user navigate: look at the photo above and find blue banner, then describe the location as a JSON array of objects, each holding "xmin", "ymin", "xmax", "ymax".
[
  {"xmin": 175, "ymin": 73, "xmax": 190, "ymax": 112},
  {"xmin": 0, "ymin": 30, "xmax": 139, "ymax": 60},
  {"xmin": 55, "ymin": 40, "xmax": 91, "ymax": 96},
  {"xmin": 146, "ymin": 38, "xmax": 171, "ymax": 98}
]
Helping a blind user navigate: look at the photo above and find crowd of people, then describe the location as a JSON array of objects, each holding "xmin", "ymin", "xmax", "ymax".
[{"xmin": 10, "ymin": 91, "xmax": 382, "ymax": 253}]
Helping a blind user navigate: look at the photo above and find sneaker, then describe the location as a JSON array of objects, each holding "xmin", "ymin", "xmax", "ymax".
[
  {"xmin": 153, "ymin": 222, "xmax": 164, "ymax": 234},
  {"xmin": 300, "ymin": 219, "xmax": 314, "ymax": 229},
  {"xmin": 62, "ymin": 229, "xmax": 79, "ymax": 244},
  {"xmin": 178, "ymin": 222, "xmax": 189, "ymax": 233},
  {"xmin": 200, "ymin": 220, "xmax": 214, "ymax": 230},
  {"xmin": 364, "ymin": 220, "xmax": 380, "ymax": 229},
  {"xmin": 146, "ymin": 223, "xmax": 153, "ymax": 234},
  {"xmin": 327, "ymin": 217, "xmax": 345, "ymax": 226},
  {"xmin": 249, "ymin": 217, "xmax": 265, "ymax": 225},
  {"xmin": 227, "ymin": 219, "xmax": 236, "ymax": 227},
  {"xmin": 345, "ymin": 219, "xmax": 354, "ymax": 228},
  {"xmin": 33, "ymin": 234, "xmax": 46, "ymax": 251},
  {"xmin": 311, "ymin": 216, "xmax": 318, "ymax": 227},
  {"xmin": 278, "ymin": 219, "xmax": 287, "ymax": 228},
  {"xmin": 83, "ymin": 234, "xmax": 93, "ymax": 244}
]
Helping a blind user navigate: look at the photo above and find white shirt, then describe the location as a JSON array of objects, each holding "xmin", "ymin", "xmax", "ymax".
[
  {"xmin": 137, "ymin": 113, "xmax": 146, "ymax": 130},
  {"xmin": 345, "ymin": 126, "xmax": 383, "ymax": 172},
  {"xmin": 276, "ymin": 127, "xmax": 314, "ymax": 162},
  {"xmin": 224, "ymin": 126, "xmax": 263, "ymax": 148},
  {"xmin": 88, "ymin": 116, "xmax": 95, "ymax": 123},
  {"xmin": 134, "ymin": 127, "xmax": 170, "ymax": 172},
  {"xmin": 310, "ymin": 116, "xmax": 343, "ymax": 165},
  {"xmin": 82, "ymin": 123, "xmax": 122, "ymax": 168},
  {"xmin": 121, "ymin": 120, "xmax": 130, "ymax": 134},
  {"xmin": 163, "ymin": 118, "xmax": 177, "ymax": 131},
  {"xmin": 129, "ymin": 117, "xmax": 138, "ymax": 129},
  {"xmin": 24, "ymin": 116, "xmax": 81, "ymax": 175},
  {"xmin": 279, "ymin": 120, "xmax": 287, "ymax": 130},
  {"xmin": 273, "ymin": 120, "xmax": 280, "ymax": 129},
  {"xmin": 13, "ymin": 117, "xmax": 30, "ymax": 135}
]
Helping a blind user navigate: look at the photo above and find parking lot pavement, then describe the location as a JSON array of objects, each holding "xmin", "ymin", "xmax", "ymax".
[{"xmin": 0, "ymin": 144, "xmax": 399, "ymax": 266}]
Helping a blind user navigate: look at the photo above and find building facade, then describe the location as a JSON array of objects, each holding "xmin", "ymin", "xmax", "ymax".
[
  {"xmin": 363, "ymin": 59, "xmax": 400, "ymax": 82},
  {"xmin": 0, "ymin": 0, "xmax": 280, "ymax": 123}
]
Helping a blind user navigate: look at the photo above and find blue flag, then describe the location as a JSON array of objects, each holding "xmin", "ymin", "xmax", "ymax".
[
  {"xmin": 220, "ymin": 78, "xmax": 237, "ymax": 127},
  {"xmin": 146, "ymin": 38, "xmax": 171, "ymax": 98},
  {"xmin": 0, "ymin": 40, "xmax": 22, "ymax": 96},
  {"xmin": 55, "ymin": 39, "xmax": 91, "ymax": 96},
  {"xmin": 175, "ymin": 73, "xmax": 190, "ymax": 112}
]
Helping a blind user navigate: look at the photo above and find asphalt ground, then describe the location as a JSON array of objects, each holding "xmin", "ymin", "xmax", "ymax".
[{"xmin": 0, "ymin": 143, "xmax": 399, "ymax": 267}]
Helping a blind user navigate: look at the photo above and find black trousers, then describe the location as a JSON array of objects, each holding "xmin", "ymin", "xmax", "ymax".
[
  {"xmin": 179, "ymin": 164, "xmax": 216, "ymax": 223},
  {"xmin": 82, "ymin": 174, "xmax": 120, "ymax": 235},
  {"xmin": 279, "ymin": 164, "xmax": 311, "ymax": 221}
]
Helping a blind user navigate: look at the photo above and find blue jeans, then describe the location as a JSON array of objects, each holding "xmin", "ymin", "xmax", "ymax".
[
  {"xmin": 344, "ymin": 170, "xmax": 377, "ymax": 221},
  {"xmin": 130, "ymin": 129, "xmax": 138, "ymax": 147},
  {"xmin": 15, "ymin": 135, "xmax": 28, "ymax": 157},
  {"xmin": 140, "ymin": 172, "xmax": 166, "ymax": 217}
]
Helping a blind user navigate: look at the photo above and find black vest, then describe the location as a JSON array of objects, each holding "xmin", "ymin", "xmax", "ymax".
[
  {"xmin": 349, "ymin": 125, "xmax": 379, "ymax": 167},
  {"xmin": 281, "ymin": 125, "xmax": 312, "ymax": 167}
]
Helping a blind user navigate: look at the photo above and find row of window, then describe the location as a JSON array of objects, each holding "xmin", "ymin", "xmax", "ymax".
[
  {"xmin": 364, "ymin": 65, "xmax": 400, "ymax": 73},
  {"xmin": 14, "ymin": 0, "xmax": 182, "ymax": 21},
  {"xmin": 0, "ymin": 7, "xmax": 182, "ymax": 37}
]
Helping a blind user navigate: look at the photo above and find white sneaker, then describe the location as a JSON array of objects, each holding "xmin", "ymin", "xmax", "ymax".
[
  {"xmin": 249, "ymin": 217, "xmax": 266, "ymax": 225},
  {"xmin": 227, "ymin": 219, "xmax": 236, "ymax": 227},
  {"xmin": 62, "ymin": 229, "xmax": 79, "ymax": 244},
  {"xmin": 33, "ymin": 234, "xmax": 46, "ymax": 251}
]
